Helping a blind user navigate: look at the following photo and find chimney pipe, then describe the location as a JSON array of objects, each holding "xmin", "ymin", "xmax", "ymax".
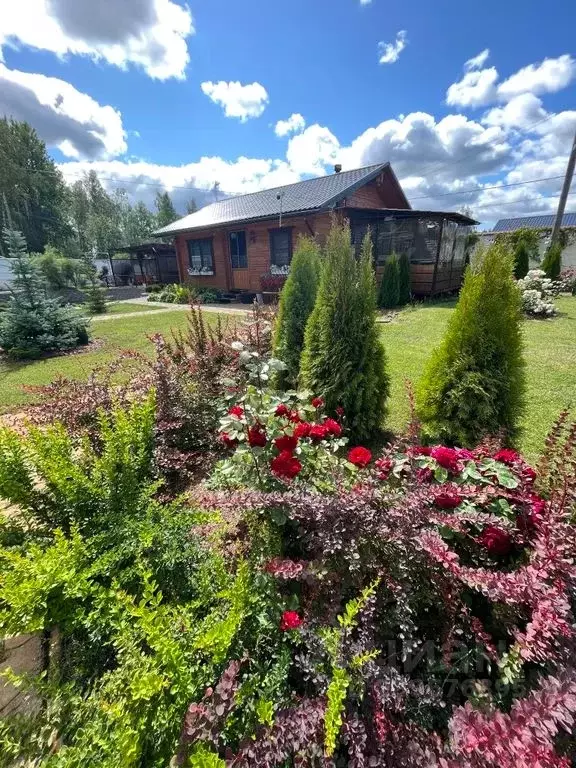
[{"xmin": 334, "ymin": 164, "xmax": 342, "ymax": 173}]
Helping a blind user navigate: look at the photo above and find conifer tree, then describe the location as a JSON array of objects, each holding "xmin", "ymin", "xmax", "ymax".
[
  {"xmin": 397, "ymin": 251, "xmax": 411, "ymax": 305},
  {"xmin": 272, "ymin": 236, "xmax": 321, "ymax": 388},
  {"xmin": 378, "ymin": 253, "xmax": 400, "ymax": 309},
  {"xmin": 513, "ymin": 238, "xmax": 530, "ymax": 279},
  {"xmin": 541, "ymin": 241, "xmax": 562, "ymax": 280},
  {"xmin": 300, "ymin": 222, "xmax": 389, "ymax": 440},
  {"xmin": 417, "ymin": 242, "xmax": 525, "ymax": 446}
]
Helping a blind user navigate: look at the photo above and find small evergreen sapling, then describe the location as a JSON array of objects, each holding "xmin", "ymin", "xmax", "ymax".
[
  {"xmin": 85, "ymin": 272, "xmax": 108, "ymax": 314},
  {"xmin": 541, "ymin": 241, "xmax": 562, "ymax": 280},
  {"xmin": 300, "ymin": 222, "xmax": 389, "ymax": 440},
  {"xmin": 272, "ymin": 236, "xmax": 321, "ymax": 388},
  {"xmin": 513, "ymin": 237, "xmax": 530, "ymax": 279},
  {"xmin": 397, "ymin": 251, "xmax": 411, "ymax": 305},
  {"xmin": 378, "ymin": 253, "xmax": 400, "ymax": 309},
  {"xmin": 417, "ymin": 241, "xmax": 525, "ymax": 445},
  {"xmin": 0, "ymin": 228, "xmax": 89, "ymax": 359}
]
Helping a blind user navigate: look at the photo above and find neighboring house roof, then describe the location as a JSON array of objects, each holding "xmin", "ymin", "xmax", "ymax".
[
  {"xmin": 154, "ymin": 163, "xmax": 407, "ymax": 235},
  {"xmin": 492, "ymin": 213, "xmax": 576, "ymax": 232}
]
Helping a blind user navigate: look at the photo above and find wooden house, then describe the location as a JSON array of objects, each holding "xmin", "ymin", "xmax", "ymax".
[{"xmin": 154, "ymin": 163, "xmax": 476, "ymax": 298}]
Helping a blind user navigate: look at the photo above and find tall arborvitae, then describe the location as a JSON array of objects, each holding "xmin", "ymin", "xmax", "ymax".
[
  {"xmin": 272, "ymin": 236, "xmax": 321, "ymax": 388},
  {"xmin": 300, "ymin": 221, "xmax": 389, "ymax": 440},
  {"xmin": 541, "ymin": 242, "xmax": 562, "ymax": 280},
  {"xmin": 378, "ymin": 253, "xmax": 400, "ymax": 309},
  {"xmin": 397, "ymin": 251, "xmax": 411, "ymax": 305},
  {"xmin": 417, "ymin": 242, "xmax": 525, "ymax": 446}
]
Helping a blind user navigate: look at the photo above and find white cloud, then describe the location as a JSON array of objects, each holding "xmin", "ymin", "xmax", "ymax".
[
  {"xmin": 482, "ymin": 93, "xmax": 547, "ymax": 131},
  {"xmin": 274, "ymin": 113, "xmax": 306, "ymax": 137},
  {"xmin": 465, "ymin": 49, "xmax": 490, "ymax": 71},
  {"xmin": 378, "ymin": 30, "xmax": 407, "ymax": 65},
  {"xmin": 446, "ymin": 67, "xmax": 499, "ymax": 108},
  {"xmin": 200, "ymin": 80, "xmax": 269, "ymax": 122},
  {"xmin": 0, "ymin": 62, "xmax": 126, "ymax": 158},
  {"xmin": 497, "ymin": 54, "xmax": 576, "ymax": 100},
  {"xmin": 286, "ymin": 124, "xmax": 340, "ymax": 176},
  {"xmin": 0, "ymin": 0, "xmax": 193, "ymax": 80},
  {"xmin": 359, "ymin": 0, "xmax": 372, "ymax": 5}
]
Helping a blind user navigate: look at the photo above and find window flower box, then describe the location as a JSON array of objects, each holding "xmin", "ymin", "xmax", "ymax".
[
  {"xmin": 270, "ymin": 264, "xmax": 290, "ymax": 276},
  {"xmin": 187, "ymin": 267, "xmax": 214, "ymax": 276}
]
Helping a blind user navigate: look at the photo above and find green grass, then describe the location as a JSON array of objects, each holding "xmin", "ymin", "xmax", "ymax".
[
  {"xmin": 1, "ymin": 297, "xmax": 575, "ymax": 461},
  {"xmin": 0, "ymin": 310, "xmax": 233, "ymax": 413},
  {"xmin": 89, "ymin": 301, "xmax": 165, "ymax": 315},
  {"xmin": 380, "ymin": 295, "xmax": 576, "ymax": 460}
]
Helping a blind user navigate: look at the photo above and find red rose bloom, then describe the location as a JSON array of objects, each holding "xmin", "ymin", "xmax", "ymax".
[
  {"xmin": 294, "ymin": 422, "xmax": 311, "ymax": 439},
  {"xmin": 523, "ymin": 466, "xmax": 537, "ymax": 483},
  {"xmin": 271, "ymin": 451, "xmax": 302, "ymax": 480},
  {"xmin": 479, "ymin": 525, "xmax": 512, "ymax": 556},
  {"xmin": 309, "ymin": 424, "xmax": 329, "ymax": 441},
  {"xmin": 311, "ymin": 397, "xmax": 324, "ymax": 408},
  {"xmin": 274, "ymin": 434, "xmax": 298, "ymax": 453},
  {"xmin": 348, "ymin": 446, "xmax": 372, "ymax": 467},
  {"xmin": 275, "ymin": 403, "xmax": 290, "ymax": 417},
  {"xmin": 228, "ymin": 404, "xmax": 244, "ymax": 418},
  {"xmin": 288, "ymin": 410, "xmax": 301, "ymax": 423},
  {"xmin": 434, "ymin": 489, "xmax": 463, "ymax": 509},
  {"xmin": 430, "ymin": 446, "xmax": 459, "ymax": 472},
  {"xmin": 375, "ymin": 457, "xmax": 393, "ymax": 480},
  {"xmin": 494, "ymin": 448, "xmax": 520, "ymax": 465},
  {"xmin": 248, "ymin": 424, "xmax": 267, "ymax": 447},
  {"xmin": 324, "ymin": 418, "xmax": 342, "ymax": 437},
  {"xmin": 280, "ymin": 610, "xmax": 303, "ymax": 631},
  {"xmin": 220, "ymin": 432, "xmax": 237, "ymax": 449},
  {"xmin": 336, "ymin": 406, "xmax": 345, "ymax": 417}
]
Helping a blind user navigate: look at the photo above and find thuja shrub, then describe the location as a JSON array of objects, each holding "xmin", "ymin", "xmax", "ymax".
[
  {"xmin": 398, "ymin": 250, "xmax": 411, "ymax": 305},
  {"xmin": 378, "ymin": 252, "xmax": 400, "ymax": 309},
  {"xmin": 417, "ymin": 242, "xmax": 525, "ymax": 446},
  {"xmin": 300, "ymin": 222, "xmax": 389, "ymax": 441},
  {"xmin": 512, "ymin": 236, "xmax": 530, "ymax": 279},
  {"xmin": 272, "ymin": 235, "xmax": 321, "ymax": 388},
  {"xmin": 542, "ymin": 241, "xmax": 563, "ymax": 279}
]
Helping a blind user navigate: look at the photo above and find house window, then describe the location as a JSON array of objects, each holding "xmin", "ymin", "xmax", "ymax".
[
  {"xmin": 229, "ymin": 230, "xmax": 247, "ymax": 269},
  {"xmin": 269, "ymin": 228, "xmax": 292, "ymax": 267},
  {"xmin": 187, "ymin": 238, "xmax": 213, "ymax": 274}
]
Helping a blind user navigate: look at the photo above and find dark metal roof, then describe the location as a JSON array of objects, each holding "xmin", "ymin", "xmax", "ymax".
[
  {"xmin": 493, "ymin": 213, "xmax": 576, "ymax": 232},
  {"xmin": 154, "ymin": 164, "xmax": 393, "ymax": 235},
  {"xmin": 347, "ymin": 207, "xmax": 478, "ymax": 225},
  {"xmin": 116, "ymin": 242, "xmax": 176, "ymax": 255}
]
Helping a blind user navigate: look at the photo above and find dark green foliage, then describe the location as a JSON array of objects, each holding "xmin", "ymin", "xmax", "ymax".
[
  {"xmin": 0, "ymin": 229, "xmax": 89, "ymax": 359},
  {"xmin": 397, "ymin": 251, "xmax": 411, "ymax": 305},
  {"xmin": 378, "ymin": 253, "xmax": 400, "ymax": 309},
  {"xmin": 497, "ymin": 227, "xmax": 540, "ymax": 264},
  {"xmin": 417, "ymin": 241, "xmax": 525, "ymax": 445},
  {"xmin": 300, "ymin": 222, "xmax": 389, "ymax": 440},
  {"xmin": 272, "ymin": 236, "xmax": 321, "ymax": 387},
  {"xmin": 542, "ymin": 241, "xmax": 562, "ymax": 279},
  {"xmin": 155, "ymin": 190, "xmax": 179, "ymax": 229},
  {"xmin": 85, "ymin": 275, "xmax": 108, "ymax": 314},
  {"xmin": 513, "ymin": 237, "xmax": 530, "ymax": 279}
]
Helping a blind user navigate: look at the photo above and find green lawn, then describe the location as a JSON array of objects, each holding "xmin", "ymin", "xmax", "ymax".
[
  {"xmin": 380, "ymin": 295, "xmax": 576, "ymax": 459},
  {"xmin": 89, "ymin": 301, "xmax": 165, "ymax": 315},
  {"xmin": 0, "ymin": 310, "xmax": 233, "ymax": 413},
  {"xmin": 1, "ymin": 298, "xmax": 575, "ymax": 461}
]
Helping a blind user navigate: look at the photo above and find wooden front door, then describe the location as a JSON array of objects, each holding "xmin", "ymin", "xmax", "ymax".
[{"xmin": 228, "ymin": 230, "xmax": 250, "ymax": 290}]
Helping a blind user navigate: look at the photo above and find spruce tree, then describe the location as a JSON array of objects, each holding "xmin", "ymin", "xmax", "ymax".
[
  {"xmin": 85, "ymin": 274, "xmax": 108, "ymax": 314},
  {"xmin": 272, "ymin": 236, "xmax": 321, "ymax": 388},
  {"xmin": 541, "ymin": 241, "xmax": 562, "ymax": 279},
  {"xmin": 513, "ymin": 238, "xmax": 530, "ymax": 279},
  {"xmin": 417, "ymin": 242, "xmax": 525, "ymax": 446},
  {"xmin": 397, "ymin": 251, "xmax": 411, "ymax": 305},
  {"xmin": 300, "ymin": 222, "xmax": 389, "ymax": 440},
  {"xmin": 378, "ymin": 253, "xmax": 400, "ymax": 309}
]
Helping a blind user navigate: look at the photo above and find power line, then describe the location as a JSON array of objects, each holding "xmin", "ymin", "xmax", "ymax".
[{"xmin": 409, "ymin": 175, "xmax": 564, "ymax": 201}]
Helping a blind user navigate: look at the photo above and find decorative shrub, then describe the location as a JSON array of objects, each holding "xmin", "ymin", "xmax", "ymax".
[
  {"xmin": 85, "ymin": 274, "xmax": 108, "ymax": 314},
  {"xmin": 397, "ymin": 250, "xmax": 411, "ymax": 305},
  {"xmin": 512, "ymin": 236, "xmax": 530, "ymax": 279},
  {"xmin": 260, "ymin": 272, "xmax": 287, "ymax": 292},
  {"xmin": 272, "ymin": 236, "xmax": 321, "ymax": 388},
  {"xmin": 0, "ymin": 229, "xmax": 90, "ymax": 359},
  {"xmin": 378, "ymin": 252, "xmax": 400, "ymax": 309},
  {"xmin": 300, "ymin": 222, "xmax": 390, "ymax": 441},
  {"xmin": 417, "ymin": 242, "xmax": 525, "ymax": 446},
  {"xmin": 517, "ymin": 269, "xmax": 558, "ymax": 317},
  {"xmin": 155, "ymin": 282, "xmax": 196, "ymax": 304},
  {"xmin": 541, "ymin": 241, "xmax": 562, "ymax": 279},
  {"xmin": 558, "ymin": 267, "xmax": 576, "ymax": 295}
]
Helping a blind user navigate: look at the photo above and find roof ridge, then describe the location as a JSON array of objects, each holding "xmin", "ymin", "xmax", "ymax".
[{"xmin": 202, "ymin": 162, "xmax": 388, "ymax": 207}]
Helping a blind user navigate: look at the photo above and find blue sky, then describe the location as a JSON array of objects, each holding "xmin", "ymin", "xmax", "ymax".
[{"xmin": 0, "ymin": 0, "xmax": 575, "ymax": 227}]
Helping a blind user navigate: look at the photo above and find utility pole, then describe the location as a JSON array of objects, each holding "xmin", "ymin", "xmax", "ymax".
[{"xmin": 550, "ymin": 126, "xmax": 576, "ymax": 245}]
